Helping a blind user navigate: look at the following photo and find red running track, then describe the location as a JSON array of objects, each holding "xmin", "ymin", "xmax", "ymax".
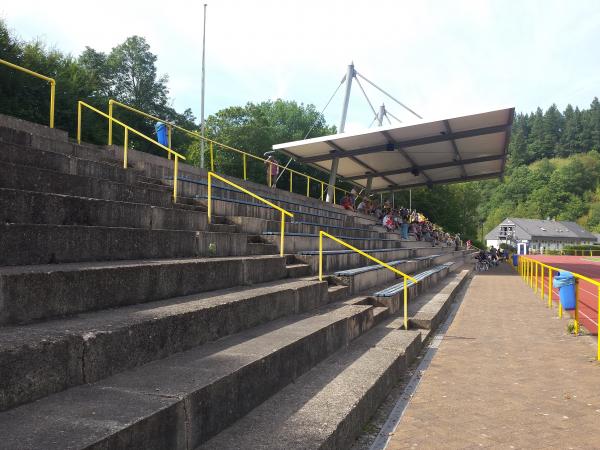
[{"xmin": 527, "ymin": 255, "xmax": 599, "ymax": 335}]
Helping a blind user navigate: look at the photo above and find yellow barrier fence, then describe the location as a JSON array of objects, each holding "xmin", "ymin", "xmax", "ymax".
[
  {"xmin": 318, "ymin": 231, "xmax": 418, "ymax": 330},
  {"xmin": 77, "ymin": 101, "xmax": 185, "ymax": 202},
  {"xmin": 108, "ymin": 99, "xmax": 353, "ymax": 203},
  {"xmin": 207, "ymin": 172, "xmax": 293, "ymax": 257},
  {"xmin": 518, "ymin": 256, "xmax": 600, "ymax": 361},
  {"xmin": 0, "ymin": 58, "xmax": 55, "ymax": 128}
]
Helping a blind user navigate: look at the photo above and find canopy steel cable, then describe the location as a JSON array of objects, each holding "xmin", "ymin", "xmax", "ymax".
[
  {"xmin": 355, "ymin": 71, "xmax": 422, "ymax": 119},
  {"xmin": 385, "ymin": 109, "xmax": 403, "ymax": 124},
  {"xmin": 354, "ymin": 75, "xmax": 380, "ymax": 124},
  {"xmin": 274, "ymin": 75, "xmax": 346, "ymax": 185},
  {"xmin": 384, "ymin": 112, "xmax": 393, "ymax": 125}
]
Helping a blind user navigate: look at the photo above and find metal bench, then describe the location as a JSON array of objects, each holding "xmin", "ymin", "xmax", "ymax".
[{"xmin": 373, "ymin": 262, "xmax": 455, "ymax": 297}]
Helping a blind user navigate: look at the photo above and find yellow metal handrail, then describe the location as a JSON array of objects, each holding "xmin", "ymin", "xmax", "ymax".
[
  {"xmin": 108, "ymin": 99, "xmax": 353, "ymax": 202},
  {"xmin": 318, "ymin": 230, "xmax": 418, "ymax": 330},
  {"xmin": 207, "ymin": 172, "xmax": 293, "ymax": 257},
  {"xmin": 0, "ymin": 58, "xmax": 55, "ymax": 128},
  {"xmin": 77, "ymin": 101, "xmax": 186, "ymax": 202},
  {"xmin": 518, "ymin": 255, "xmax": 599, "ymax": 360}
]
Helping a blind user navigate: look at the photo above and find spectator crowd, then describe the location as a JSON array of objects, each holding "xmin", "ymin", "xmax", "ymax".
[{"xmin": 340, "ymin": 192, "xmax": 463, "ymax": 249}]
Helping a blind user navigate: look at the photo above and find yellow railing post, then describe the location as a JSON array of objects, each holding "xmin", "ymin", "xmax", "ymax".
[
  {"xmin": 243, "ymin": 154, "xmax": 247, "ymax": 180},
  {"xmin": 597, "ymin": 287, "xmax": 600, "ymax": 360},
  {"xmin": 207, "ymin": 173, "xmax": 212, "ymax": 224},
  {"xmin": 548, "ymin": 268, "xmax": 553, "ymax": 308},
  {"xmin": 123, "ymin": 128, "xmax": 128, "ymax": 169},
  {"xmin": 306, "ymin": 177, "xmax": 310, "ymax": 197},
  {"xmin": 403, "ymin": 276, "xmax": 408, "ymax": 330},
  {"xmin": 108, "ymin": 100, "xmax": 113, "ymax": 145},
  {"xmin": 210, "ymin": 142, "xmax": 215, "ymax": 172},
  {"xmin": 289, "ymin": 172, "xmax": 293, "ymax": 193},
  {"xmin": 77, "ymin": 101, "xmax": 82, "ymax": 144},
  {"xmin": 540, "ymin": 265, "xmax": 544, "ymax": 300},
  {"xmin": 574, "ymin": 279, "xmax": 579, "ymax": 335},
  {"xmin": 321, "ymin": 182, "xmax": 324, "ymax": 201},
  {"xmin": 173, "ymin": 155, "xmax": 179, "ymax": 203},
  {"xmin": 534, "ymin": 262, "xmax": 538, "ymax": 293},
  {"xmin": 319, "ymin": 231, "xmax": 323, "ymax": 281},
  {"xmin": 280, "ymin": 211, "xmax": 285, "ymax": 258},
  {"xmin": 49, "ymin": 80, "xmax": 55, "ymax": 129},
  {"xmin": 0, "ymin": 59, "xmax": 55, "ymax": 128}
]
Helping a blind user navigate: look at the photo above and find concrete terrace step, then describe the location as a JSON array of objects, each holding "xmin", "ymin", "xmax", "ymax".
[
  {"xmin": 0, "ymin": 255, "xmax": 287, "ymax": 325},
  {"xmin": 0, "ymin": 161, "xmax": 174, "ymax": 208},
  {"xmin": 0, "ymin": 188, "xmax": 207, "ymax": 232},
  {"xmin": 200, "ymin": 316, "xmax": 423, "ymax": 450},
  {"xmin": 0, "ymin": 278, "xmax": 328, "ymax": 411},
  {"xmin": 0, "ymin": 303, "xmax": 379, "ymax": 449},
  {"xmin": 262, "ymin": 231, "xmax": 403, "ymax": 253},
  {"xmin": 408, "ymin": 269, "xmax": 470, "ymax": 335},
  {"xmin": 0, "ymin": 223, "xmax": 249, "ymax": 265}
]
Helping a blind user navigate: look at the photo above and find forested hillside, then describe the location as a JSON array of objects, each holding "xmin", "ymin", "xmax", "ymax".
[{"xmin": 2, "ymin": 18, "xmax": 600, "ymax": 241}]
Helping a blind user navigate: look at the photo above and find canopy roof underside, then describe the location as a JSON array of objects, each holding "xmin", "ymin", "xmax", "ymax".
[{"xmin": 273, "ymin": 107, "xmax": 515, "ymax": 193}]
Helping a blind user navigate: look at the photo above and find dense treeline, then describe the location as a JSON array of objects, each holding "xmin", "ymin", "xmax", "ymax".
[
  {"xmin": 476, "ymin": 100, "xmax": 600, "ymax": 237},
  {"xmin": 3, "ymin": 18, "xmax": 598, "ymax": 241}
]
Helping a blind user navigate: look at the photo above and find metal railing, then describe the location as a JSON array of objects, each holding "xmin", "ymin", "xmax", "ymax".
[
  {"xmin": 0, "ymin": 58, "xmax": 55, "ymax": 128},
  {"xmin": 107, "ymin": 99, "xmax": 353, "ymax": 203},
  {"xmin": 207, "ymin": 172, "xmax": 293, "ymax": 257},
  {"xmin": 318, "ymin": 231, "xmax": 418, "ymax": 330},
  {"xmin": 77, "ymin": 101, "xmax": 186, "ymax": 202},
  {"xmin": 518, "ymin": 256, "xmax": 599, "ymax": 360}
]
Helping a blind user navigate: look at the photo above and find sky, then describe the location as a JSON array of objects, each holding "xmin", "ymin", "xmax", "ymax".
[{"xmin": 2, "ymin": 0, "xmax": 600, "ymax": 132}]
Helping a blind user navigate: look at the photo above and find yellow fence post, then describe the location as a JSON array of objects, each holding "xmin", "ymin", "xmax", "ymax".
[
  {"xmin": 173, "ymin": 155, "xmax": 179, "ymax": 203},
  {"xmin": 49, "ymin": 80, "xmax": 55, "ymax": 128},
  {"xmin": 597, "ymin": 287, "xmax": 600, "ymax": 360},
  {"xmin": 534, "ymin": 262, "xmax": 538, "ymax": 293},
  {"xmin": 243, "ymin": 154, "xmax": 247, "ymax": 180},
  {"xmin": 210, "ymin": 142, "xmax": 215, "ymax": 172},
  {"xmin": 207, "ymin": 172, "xmax": 212, "ymax": 224},
  {"xmin": 403, "ymin": 276, "xmax": 408, "ymax": 330},
  {"xmin": 77, "ymin": 101, "xmax": 82, "ymax": 144},
  {"xmin": 123, "ymin": 128, "xmax": 128, "ymax": 169},
  {"xmin": 319, "ymin": 231, "xmax": 324, "ymax": 281},
  {"xmin": 306, "ymin": 177, "xmax": 310, "ymax": 197},
  {"xmin": 289, "ymin": 172, "xmax": 293, "ymax": 193},
  {"xmin": 540, "ymin": 265, "xmax": 544, "ymax": 300},
  {"xmin": 548, "ymin": 268, "xmax": 553, "ymax": 308},
  {"xmin": 321, "ymin": 182, "xmax": 324, "ymax": 201},
  {"xmin": 280, "ymin": 211, "xmax": 285, "ymax": 258},
  {"xmin": 108, "ymin": 100, "xmax": 113, "ymax": 145}
]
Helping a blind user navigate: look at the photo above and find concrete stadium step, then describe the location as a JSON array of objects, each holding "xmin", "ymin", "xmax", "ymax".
[
  {"xmin": 408, "ymin": 269, "xmax": 470, "ymax": 335},
  {"xmin": 333, "ymin": 251, "xmax": 467, "ymax": 294},
  {"xmin": 262, "ymin": 232, "xmax": 403, "ymax": 253},
  {"xmin": 266, "ymin": 220, "xmax": 385, "ymax": 239},
  {"xmin": 0, "ymin": 255, "xmax": 287, "ymax": 325},
  {"xmin": 0, "ymin": 302, "xmax": 379, "ymax": 449},
  {"xmin": 199, "ymin": 316, "xmax": 423, "ymax": 450},
  {"xmin": 0, "ymin": 161, "xmax": 175, "ymax": 208},
  {"xmin": 0, "ymin": 187, "xmax": 207, "ymax": 232},
  {"xmin": 0, "ymin": 223, "xmax": 251, "ymax": 265},
  {"xmin": 0, "ymin": 278, "xmax": 328, "ymax": 411}
]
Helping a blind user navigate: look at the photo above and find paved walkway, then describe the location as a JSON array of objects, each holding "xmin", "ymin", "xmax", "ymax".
[{"xmin": 387, "ymin": 264, "xmax": 600, "ymax": 450}]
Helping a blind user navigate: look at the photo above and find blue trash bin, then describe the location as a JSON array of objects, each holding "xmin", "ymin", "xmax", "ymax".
[
  {"xmin": 512, "ymin": 254, "xmax": 519, "ymax": 267},
  {"xmin": 553, "ymin": 272, "xmax": 576, "ymax": 309},
  {"xmin": 155, "ymin": 122, "xmax": 168, "ymax": 146}
]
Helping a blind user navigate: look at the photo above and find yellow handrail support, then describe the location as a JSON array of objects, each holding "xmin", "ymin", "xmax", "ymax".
[
  {"xmin": 207, "ymin": 172, "xmax": 293, "ymax": 257},
  {"xmin": 520, "ymin": 256, "xmax": 600, "ymax": 360},
  {"xmin": 318, "ymin": 231, "xmax": 417, "ymax": 330},
  {"xmin": 77, "ymin": 101, "xmax": 185, "ymax": 202},
  {"xmin": 107, "ymin": 99, "xmax": 354, "ymax": 201},
  {"xmin": 0, "ymin": 58, "xmax": 55, "ymax": 128}
]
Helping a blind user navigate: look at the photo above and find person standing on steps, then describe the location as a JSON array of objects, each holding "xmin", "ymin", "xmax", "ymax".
[{"xmin": 264, "ymin": 154, "xmax": 279, "ymax": 188}]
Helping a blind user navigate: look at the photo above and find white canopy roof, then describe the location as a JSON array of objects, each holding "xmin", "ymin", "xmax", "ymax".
[{"xmin": 273, "ymin": 107, "xmax": 514, "ymax": 193}]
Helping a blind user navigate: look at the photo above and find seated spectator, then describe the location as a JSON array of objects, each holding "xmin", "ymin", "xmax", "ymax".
[
  {"xmin": 382, "ymin": 211, "xmax": 395, "ymax": 232},
  {"xmin": 356, "ymin": 199, "xmax": 368, "ymax": 214},
  {"xmin": 341, "ymin": 193, "xmax": 354, "ymax": 211}
]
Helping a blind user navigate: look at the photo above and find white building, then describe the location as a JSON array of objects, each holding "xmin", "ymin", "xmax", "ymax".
[{"xmin": 485, "ymin": 218, "xmax": 596, "ymax": 252}]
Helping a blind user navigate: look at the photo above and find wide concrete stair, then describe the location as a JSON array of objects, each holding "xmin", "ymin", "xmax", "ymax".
[{"xmin": 0, "ymin": 114, "xmax": 472, "ymax": 449}]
